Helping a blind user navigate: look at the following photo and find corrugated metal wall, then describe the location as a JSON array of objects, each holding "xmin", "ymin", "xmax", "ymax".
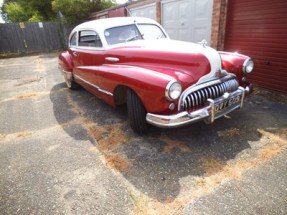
[{"xmin": 224, "ymin": 0, "xmax": 287, "ymax": 93}]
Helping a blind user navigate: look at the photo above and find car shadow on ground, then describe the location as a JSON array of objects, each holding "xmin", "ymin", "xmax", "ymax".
[{"xmin": 50, "ymin": 83, "xmax": 283, "ymax": 203}]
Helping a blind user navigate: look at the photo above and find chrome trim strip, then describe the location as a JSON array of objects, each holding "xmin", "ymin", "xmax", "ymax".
[
  {"xmin": 146, "ymin": 86, "xmax": 250, "ymax": 128},
  {"xmin": 74, "ymin": 74, "xmax": 113, "ymax": 96},
  {"xmin": 239, "ymin": 86, "xmax": 245, "ymax": 108},
  {"xmin": 105, "ymin": 57, "xmax": 120, "ymax": 63},
  {"xmin": 207, "ymin": 99, "xmax": 215, "ymax": 123}
]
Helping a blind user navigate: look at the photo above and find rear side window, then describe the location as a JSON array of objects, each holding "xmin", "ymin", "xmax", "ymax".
[
  {"xmin": 78, "ymin": 30, "xmax": 103, "ymax": 48},
  {"xmin": 70, "ymin": 32, "xmax": 77, "ymax": 47}
]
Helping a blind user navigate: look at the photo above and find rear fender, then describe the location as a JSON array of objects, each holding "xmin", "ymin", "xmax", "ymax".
[{"xmin": 58, "ymin": 51, "xmax": 73, "ymax": 73}]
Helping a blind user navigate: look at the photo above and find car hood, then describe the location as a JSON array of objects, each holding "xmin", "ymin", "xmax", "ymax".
[{"xmin": 108, "ymin": 39, "xmax": 222, "ymax": 86}]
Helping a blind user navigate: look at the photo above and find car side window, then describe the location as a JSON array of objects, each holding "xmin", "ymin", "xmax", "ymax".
[
  {"xmin": 70, "ymin": 32, "xmax": 77, "ymax": 47},
  {"xmin": 78, "ymin": 30, "xmax": 103, "ymax": 48}
]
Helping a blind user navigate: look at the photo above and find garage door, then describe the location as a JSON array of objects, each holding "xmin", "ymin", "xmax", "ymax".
[
  {"xmin": 130, "ymin": 3, "xmax": 156, "ymax": 21},
  {"xmin": 161, "ymin": 0, "xmax": 213, "ymax": 43},
  {"xmin": 224, "ymin": 0, "xmax": 287, "ymax": 93}
]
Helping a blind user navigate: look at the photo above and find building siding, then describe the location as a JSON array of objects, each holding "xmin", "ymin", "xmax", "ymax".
[{"xmin": 224, "ymin": 0, "xmax": 287, "ymax": 93}]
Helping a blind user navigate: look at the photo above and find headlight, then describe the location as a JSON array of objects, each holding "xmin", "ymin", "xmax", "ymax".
[
  {"xmin": 243, "ymin": 58, "xmax": 254, "ymax": 74},
  {"xmin": 165, "ymin": 80, "xmax": 182, "ymax": 100}
]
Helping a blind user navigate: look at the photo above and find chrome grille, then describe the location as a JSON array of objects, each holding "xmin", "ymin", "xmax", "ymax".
[{"xmin": 183, "ymin": 78, "xmax": 239, "ymax": 110}]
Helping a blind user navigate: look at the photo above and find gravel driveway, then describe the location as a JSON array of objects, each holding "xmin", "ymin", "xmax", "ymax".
[{"xmin": 0, "ymin": 54, "xmax": 287, "ymax": 215}]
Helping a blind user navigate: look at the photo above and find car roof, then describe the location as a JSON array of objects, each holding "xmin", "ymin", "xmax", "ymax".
[{"xmin": 72, "ymin": 17, "xmax": 160, "ymax": 32}]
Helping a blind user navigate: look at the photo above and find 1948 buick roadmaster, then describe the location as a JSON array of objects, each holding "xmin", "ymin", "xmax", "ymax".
[{"xmin": 58, "ymin": 17, "xmax": 254, "ymax": 134}]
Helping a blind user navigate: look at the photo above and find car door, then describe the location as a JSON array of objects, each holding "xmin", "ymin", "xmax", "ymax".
[{"xmin": 69, "ymin": 30, "xmax": 105, "ymax": 97}]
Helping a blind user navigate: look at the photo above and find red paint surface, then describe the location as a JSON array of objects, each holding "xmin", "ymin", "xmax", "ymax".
[
  {"xmin": 224, "ymin": 0, "xmax": 287, "ymax": 93},
  {"xmin": 59, "ymin": 43, "xmax": 249, "ymax": 114}
]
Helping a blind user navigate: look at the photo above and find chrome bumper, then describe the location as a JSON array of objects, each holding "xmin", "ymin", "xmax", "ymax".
[
  {"xmin": 146, "ymin": 86, "xmax": 251, "ymax": 128},
  {"xmin": 59, "ymin": 67, "xmax": 73, "ymax": 81}
]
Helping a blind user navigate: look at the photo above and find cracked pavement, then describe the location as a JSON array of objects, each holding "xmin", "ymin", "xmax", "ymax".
[{"xmin": 0, "ymin": 54, "xmax": 287, "ymax": 215}]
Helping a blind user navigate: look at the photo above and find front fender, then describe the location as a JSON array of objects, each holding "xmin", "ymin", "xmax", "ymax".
[
  {"xmin": 96, "ymin": 64, "xmax": 181, "ymax": 114},
  {"xmin": 219, "ymin": 51, "xmax": 250, "ymax": 86}
]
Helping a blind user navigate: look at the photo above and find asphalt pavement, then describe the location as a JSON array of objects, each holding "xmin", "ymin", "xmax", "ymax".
[{"xmin": 0, "ymin": 54, "xmax": 287, "ymax": 215}]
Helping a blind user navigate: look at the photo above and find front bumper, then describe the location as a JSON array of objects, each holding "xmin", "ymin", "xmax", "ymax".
[{"xmin": 146, "ymin": 86, "xmax": 251, "ymax": 128}]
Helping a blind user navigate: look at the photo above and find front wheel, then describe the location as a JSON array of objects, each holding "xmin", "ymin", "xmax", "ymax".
[
  {"xmin": 64, "ymin": 76, "xmax": 79, "ymax": 90},
  {"xmin": 127, "ymin": 89, "xmax": 148, "ymax": 134}
]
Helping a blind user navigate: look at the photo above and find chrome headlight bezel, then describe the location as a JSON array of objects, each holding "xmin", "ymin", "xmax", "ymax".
[
  {"xmin": 243, "ymin": 58, "xmax": 254, "ymax": 74},
  {"xmin": 165, "ymin": 80, "xmax": 182, "ymax": 101}
]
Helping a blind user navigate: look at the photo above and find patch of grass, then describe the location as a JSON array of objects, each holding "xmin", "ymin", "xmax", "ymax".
[
  {"xmin": 201, "ymin": 157, "xmax": 225, "ymax": 176},
  {"xmin": 218, "ymin": 128, "xmax": 241, "ymax": 139},
  {"xmin": 0, "ymin": 52, "xmax": 24, "ymax": 59},
  {"xmin": 128, "ymin": 189, "xmax": 150, "ymax": 215},
  {"xmin": 258, "ymin": 128, "xmax": 287, "ymax": 160},
  {"xmin": 193, "ymin": 177, "xmax": 207, "ymax": 188},
  {"xmin": 105, "ymin": 154, "xmax": 129, "ymax": 172},
  {"xmin": 89, "ymin": 124, "xmax": 127, "ymax": 152},
  {"xmin": 160, "ymin": 134, "xmax": 191, "ymax": 153},
  {"xmin": 17, "ymin": 131, "xmax": 32, "ymax": 138},
  {"xmin": 253, "ymin": 87, "xmax": 287, "ymax": 104},
  {"xmin": 16, "ymin": 93, "xmax": 38, "ymax": 99},
  {"xmin": 0, "ymin": 134, "xmax": 6, "ymax": 141}
]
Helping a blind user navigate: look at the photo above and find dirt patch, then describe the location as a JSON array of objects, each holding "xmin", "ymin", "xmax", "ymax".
[
  {"xmin": 66, "ymin": 94, "xmax": 130, "ymax": 172},
  {"xmin": 217, "ymin": 128, "xmax": 241, "ymax": 139},
  {"xmin": 201, "ymin": 157, "xmax": 225, "ymax": 176},
  {"xmin": 5, "ymin": 91, "xmax": 50, "ymax": 101},
  {"xmin": 128, "ymin": 189, "xmax": 151, "ymax": 215},
  {"xmin": 90, "ymin": 124, "xmax": 127, "ymax": 152},
  {"xmin": 64, "ymin": 89, "xmax": 287, "ymax": 214},
  {"xmin": 159, "ymin": 134, "xmax": 191, "ymax": 153},
  {"xmin": 106, "ymin": 154, "xmax": 129, "ymax": 172},
  {"xmin": 130, "ymin": 128, "xmax": 287, "ymax": 215},
  {"xmin": 88, "ymin": 123, "xmax": 130, "ymax": 172},
  {"xmin": 253, "ymin": 87, "xmax": 287, "ymax": 104},
  {"xmin": 258, "ymin": 128, "xmax": 287, "ymax": 160}
]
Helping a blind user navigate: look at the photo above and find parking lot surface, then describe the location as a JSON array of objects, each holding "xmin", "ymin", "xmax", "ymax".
[{"xmin": 0, "ymin": 54, "xmax": 287, "ymax": 215}]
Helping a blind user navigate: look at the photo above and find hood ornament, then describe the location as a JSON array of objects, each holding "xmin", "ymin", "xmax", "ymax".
[{"xmin": 198, "ymin": 39, "xmax": 208, "ymax": 48}]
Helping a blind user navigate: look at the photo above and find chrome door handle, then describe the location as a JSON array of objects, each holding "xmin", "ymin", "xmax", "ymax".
[
  {"xmin": 105, "ymin": 57, "xmax": 119, "ymax": 63},
  {"xmin": 73, "ymin": 52, "xmax": 78, "ymax": 57}
]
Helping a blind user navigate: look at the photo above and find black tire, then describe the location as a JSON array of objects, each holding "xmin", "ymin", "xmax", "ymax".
[
  {"xmin": 64, "ymin": 76, "xmax": 79, "ymax": 90},
  {"xmin": 127, "ymin": 89, "xmax": 148, "ymax": 134}
]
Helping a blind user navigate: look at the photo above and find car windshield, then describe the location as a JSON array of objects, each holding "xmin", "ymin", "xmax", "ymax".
[
  {"xmin": 137, "ymin": 24, "xmax": 167, "ymax": 40},
  {"xmin": 104, "ymin": 24, "xmax": 167, "ymax": 45}
]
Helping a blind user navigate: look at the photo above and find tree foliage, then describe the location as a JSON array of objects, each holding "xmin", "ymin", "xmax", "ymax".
[{"xmin": 0, "ymin": 0, "xmax": 116, "ymax": 24}]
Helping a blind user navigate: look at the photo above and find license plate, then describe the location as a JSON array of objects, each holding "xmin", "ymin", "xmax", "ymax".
[{"xmin": 214, "ymin": 95, "xmax": 241, "ymax": 113}]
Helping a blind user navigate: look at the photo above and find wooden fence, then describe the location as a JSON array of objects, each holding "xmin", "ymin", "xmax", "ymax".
[{"xmin": 0, "ymin": 22, "xmax": 72, "ymax": 55}]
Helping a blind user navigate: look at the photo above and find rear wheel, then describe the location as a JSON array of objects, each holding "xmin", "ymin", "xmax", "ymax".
[{"xmin": 127, "ymin": 89, "xmax": 148, "ymax": 134}]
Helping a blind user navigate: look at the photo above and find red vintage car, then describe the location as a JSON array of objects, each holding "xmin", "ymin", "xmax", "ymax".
[{"xmin": 58, "ymin": 17, "xmax": 254, "ymax": 134}]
